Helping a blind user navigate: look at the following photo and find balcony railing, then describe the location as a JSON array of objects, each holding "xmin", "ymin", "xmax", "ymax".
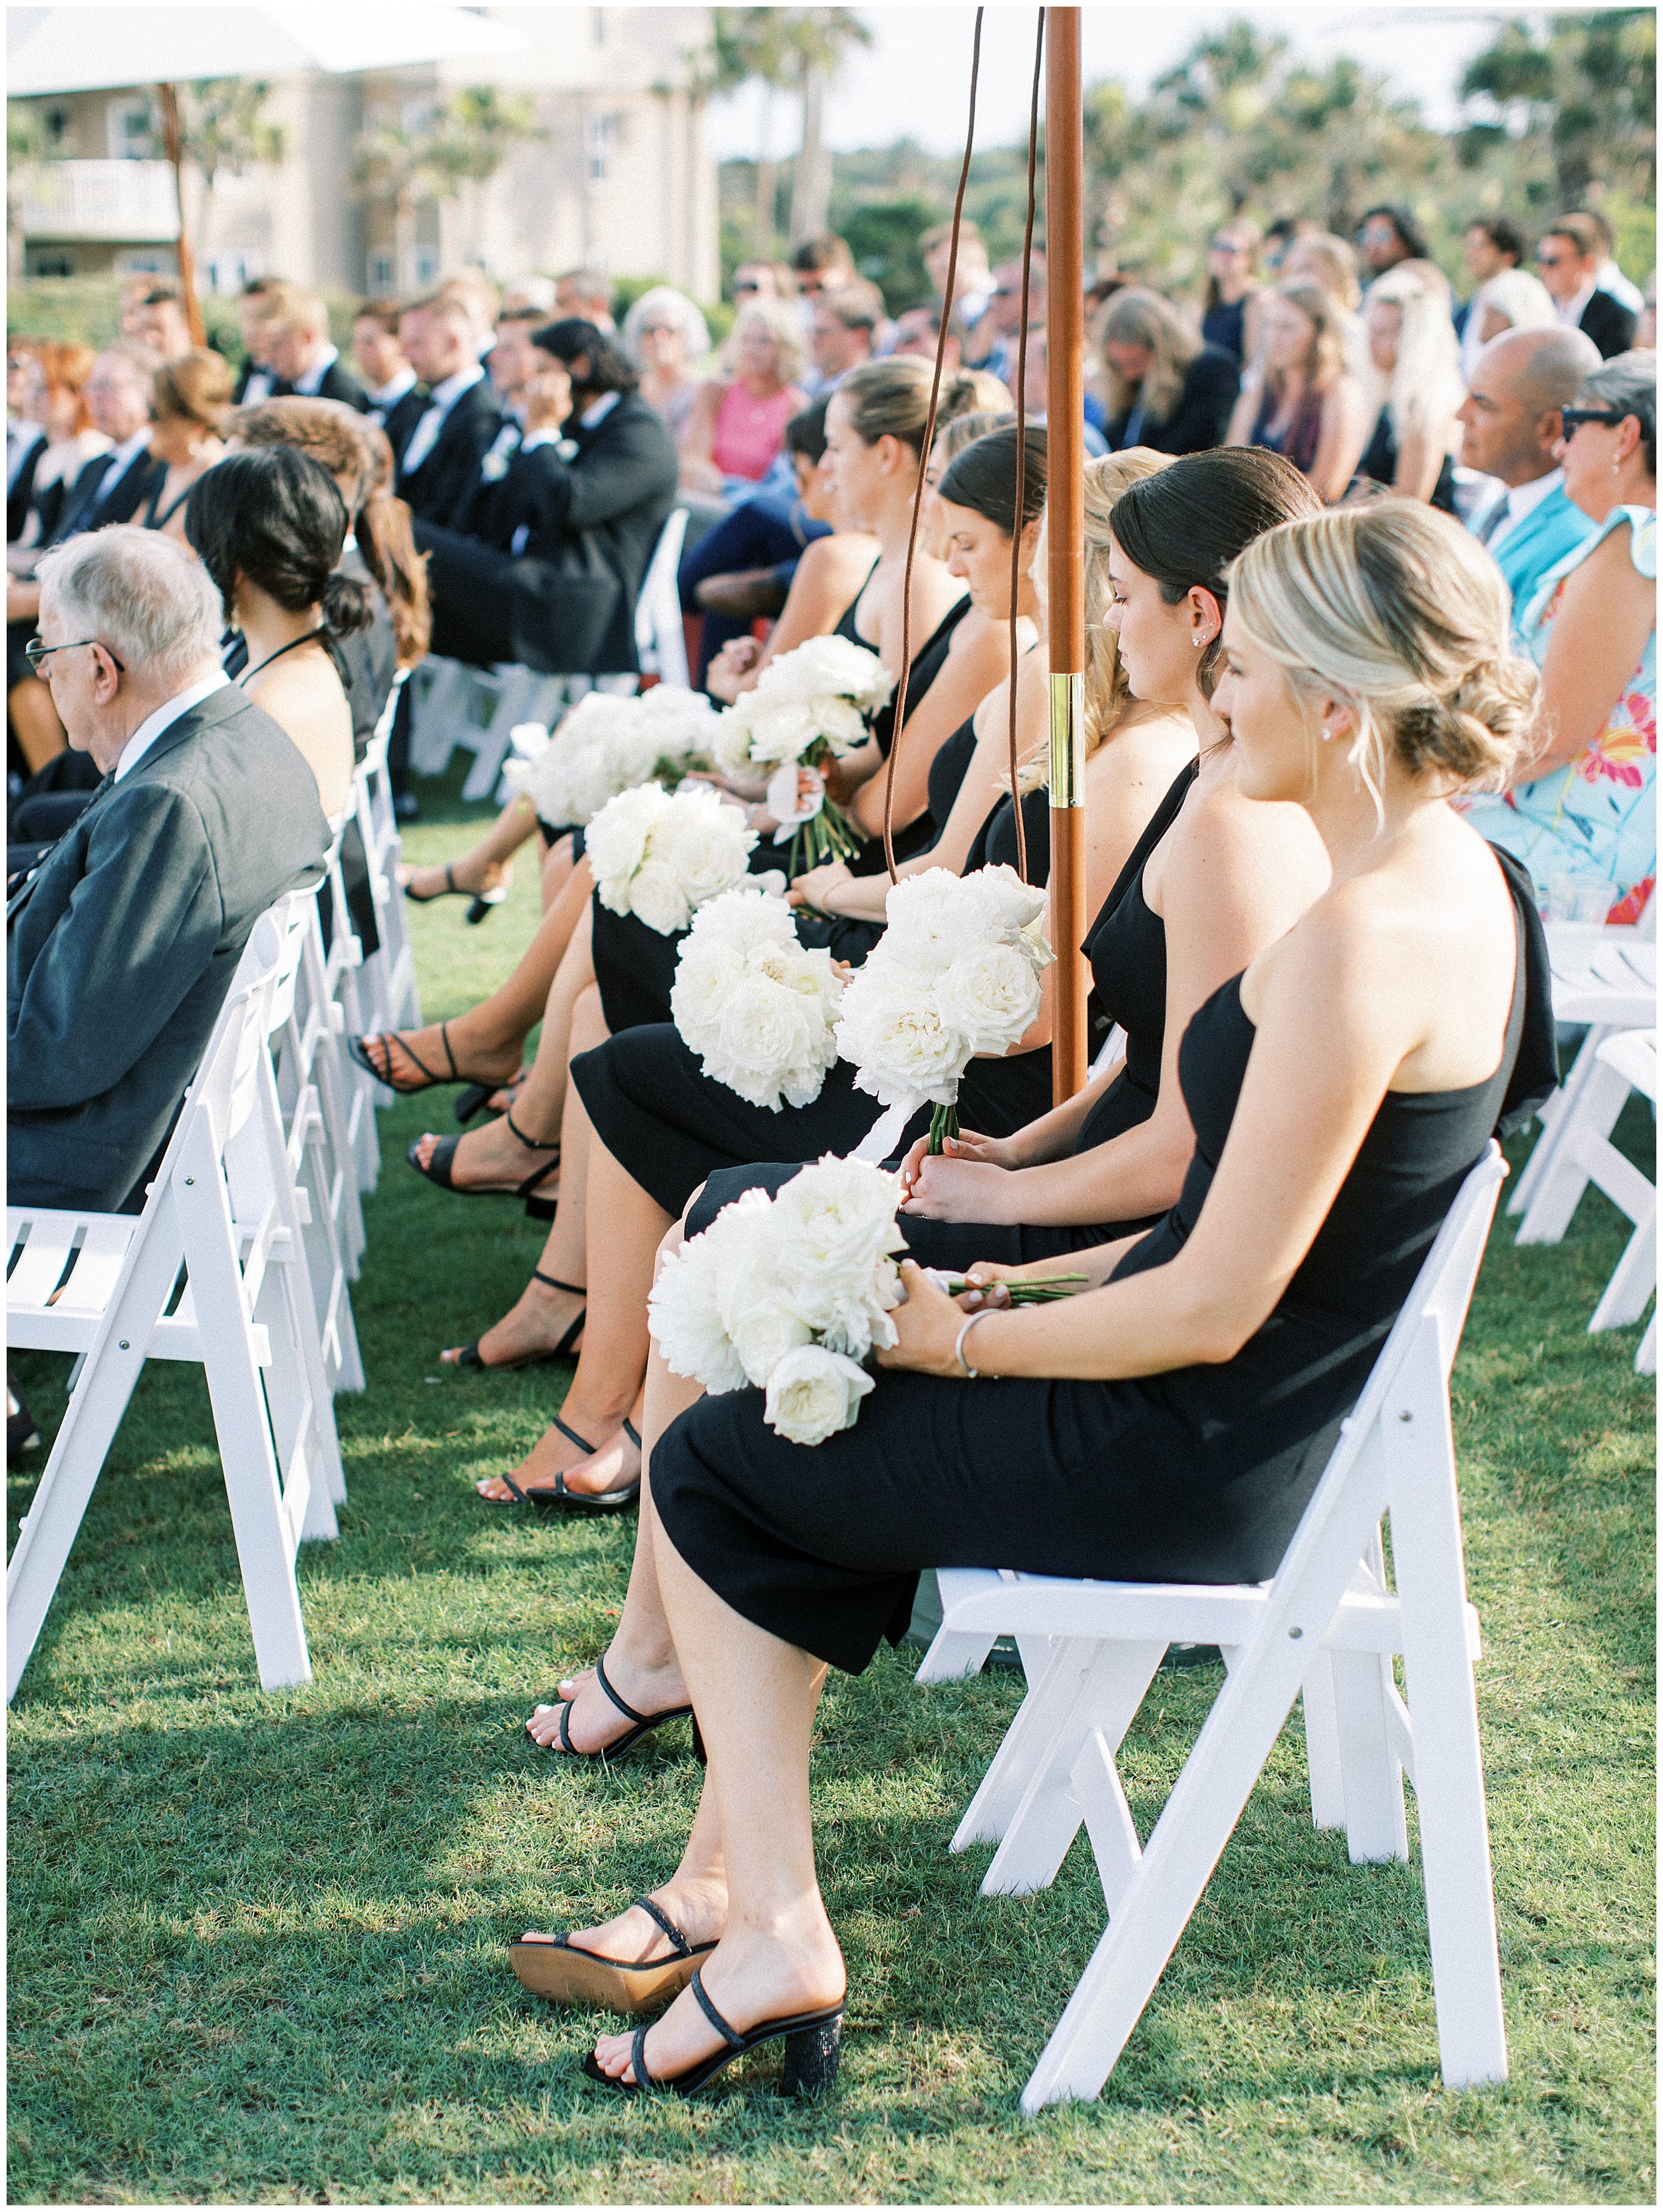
[{"xmin": 17, "ymin": 160, "xmax": 181, "ymax": 243}]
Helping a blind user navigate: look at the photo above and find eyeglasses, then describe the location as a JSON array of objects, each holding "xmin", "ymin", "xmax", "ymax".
[
  {"xmin": 1536, "ymin": 250, "xmax": 1573, "ymax": 269},
  {"xmin": 732, "ymin": 279, "xmax": 763, "ymax": 295},
  {"xmin": 24, "ymin": 636, "xmax": 124, "ymax": 674},
  {"xmin": 1560, "ymin": 406, "xmax": 1628, "ymax": 437},
  {"xmin": 1209, "ymin": 239, "xmax": 1247, "ymax": 253}
]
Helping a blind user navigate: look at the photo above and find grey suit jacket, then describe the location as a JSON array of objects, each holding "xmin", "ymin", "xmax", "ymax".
[{"xmin": 7, "ymin": 686, "xmax": 329, "ymax": 1212}]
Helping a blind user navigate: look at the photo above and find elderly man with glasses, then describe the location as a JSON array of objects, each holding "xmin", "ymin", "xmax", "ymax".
[{"xmin": 8, "ymin": 526, "xmax": 327, "ymax": 1214}]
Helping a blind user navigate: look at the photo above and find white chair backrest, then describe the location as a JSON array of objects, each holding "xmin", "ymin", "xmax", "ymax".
[{"xmin": 635, "ymin": 506, "xmax": 690, "ymax": 686}]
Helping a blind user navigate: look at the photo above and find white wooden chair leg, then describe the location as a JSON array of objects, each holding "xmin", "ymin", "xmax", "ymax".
[
  {"xmin": 1385, "ymin": 1328, "xmax": 1507, "ymax": 2088},
  {"xmin": 1588, "ymin": 1196, "xmax": 1656, "ymax": 1331},
  {"xmin": 981, "ymin": 1639, "xmax": 1165, "ymax": 1896},
  {"xmin": 1329, "ymin": 1647, "xmax": 1410, "ymax": 1863},
  {"xmin": 176, "ymin": 1137, "xmax": 312, "ymax": 1691},
  {"xmin": 951, "ymin": 1635, "xmax": 1102, "ymax": 1852},
  {"xmin": 1636, "ymin": 1311, "xmax": 1656, "ymax": 1373},
  {"xmin": 1507, "ymin": 1026, "xmax": 1599, "ymax": 1217},
  {"xmin": 1301, "ymin": 1653, "xmax": 1347, "ymax": 1831},
  {"xmin": 1515, "ymin": 1057, "xmax": 1628, "ymax": 1244}
]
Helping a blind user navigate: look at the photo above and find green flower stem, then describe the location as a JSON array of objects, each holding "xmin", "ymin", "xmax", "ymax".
[
  {"xmin": 943, "ymin": 1273, "xmax": 1090, "ymax": 1304},
  {"xmin": 928, "ymin": 1101, "xmax": 960, "ymax": 1155}
]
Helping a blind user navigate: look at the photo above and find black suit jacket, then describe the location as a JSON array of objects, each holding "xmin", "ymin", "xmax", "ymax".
[
  {"xmin": 480, "ymin": 394, "xmax": 678, "ymax": 672},
  {"xmin": 233, "ymin": 362, "xmax": 277, "ymax": 406},
  {"xmin": 369, "ymin": 385, "xmax": 428, "ymax": 467},
  {"xmin": 7, "ymin": 428, "xmax": 47, "ymax": 542},
  {"xmin": 1108, "ymin": 346, "xmax": 1241, "ymax": 456},
  {"xmin": 7, "ymin": 684, "xmax": 329, "ymax": 1212},
  {"xmin": 49, "ymin": 444, "xmax": 168, "ymax": 543},
  {"xmin": 1579, "ymin": 290, "xmax": 1638, "ymax": 360},
  {"xmin": 396, "ymin": 379, "xmax": 504, "ymax": 531},
  {"xmin": 278, "ymin": 358, "xmax": 368, "ymax": 412}
]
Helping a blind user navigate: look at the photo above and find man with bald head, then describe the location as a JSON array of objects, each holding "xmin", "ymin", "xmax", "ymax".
[{"xmin": 1457, "ymin": 323, "xmax": 1602, "ymax": 628}]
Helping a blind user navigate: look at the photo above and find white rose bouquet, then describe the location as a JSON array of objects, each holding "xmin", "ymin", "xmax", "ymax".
[
  {"xmin": 835, "ymin": 865, "xmax": 1054, "ymax": 1155},
  {"xmin": 586, "ymin": 782, "xmax": 758, "ymax": 936},
  {"xmin": 671, "ymin": 887, "xmax": 845, "ymax": 1110},
  {"xmin": 647, "ymin": 1156, "xmax": 907, "ymax": 1445},
  {"xmin": 710, "ymin": 636, "xmax": 895, "ymax": 875},
  {"xmin": 502, "ymin": 684, "xmax": 719, "ymax": 828}
]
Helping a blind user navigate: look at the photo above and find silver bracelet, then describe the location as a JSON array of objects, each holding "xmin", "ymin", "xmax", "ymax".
[{"xmin": 955, "ymin": 1308, "xmax": 1000, "ymax": 1379}]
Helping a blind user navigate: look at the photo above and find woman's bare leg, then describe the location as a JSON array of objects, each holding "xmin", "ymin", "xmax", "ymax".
[
  {"xmin": 9, "ymin": 678, "xmax": 66, "ymax": 773},
  {"xmin": 399, "ymin": 793, "xmax": 547, "ymax": 900},
  {"xmin": 590, "ymin": 1531, "xmax": 843, "ymax": 2084},
  {"xmin": 365, "ymin": 859, "xmax": 593, "ymax": 1089},
  {"xmin": 410, "ymin": 902, "xmax": 595, "ymax": 1187}
]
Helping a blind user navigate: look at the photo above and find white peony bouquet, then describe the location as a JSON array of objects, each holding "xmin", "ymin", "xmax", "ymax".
[
  {"xmin": 671, "ymin": 886, "xmax": 845, "ymax": 1110},
  {"xmin": 710, "ymin": 635, "xmax": 895, "ymax": 875},
  {"xmin": 586, "ymin": 782, "xmax": 759, "ymax": 936},
  {"xmin": 502, "ymin": 684, "xmax": 718, "ymax": 828},
  {"xmin": 647, "ymin": 1155, "xmax": 907, "ymax": 1445},
  {"xmin": 835, "ymin": 865, "xmax": 1054, "ymax": 1155}
]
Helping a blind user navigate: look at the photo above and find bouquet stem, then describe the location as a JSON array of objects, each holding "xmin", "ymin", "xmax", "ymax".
[
  {"xmin": 943, "ymin": 1273, "xmax": 1089, "ymax": 1305},
  {"xmin": 788, "ymin": 799, "xmax": 863, "ymax": 880},
  {"xmin": 928, "ymin": 1101, "xmax": 959, "ymax": 1155}
]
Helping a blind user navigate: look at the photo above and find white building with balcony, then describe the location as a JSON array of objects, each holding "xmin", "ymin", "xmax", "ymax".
[{"xmin": 11, "ymin": 7, "xmax": 720, "ymax": 303}]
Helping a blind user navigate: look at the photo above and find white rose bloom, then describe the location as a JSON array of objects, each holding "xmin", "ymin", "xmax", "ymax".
[
  {"xmin": 647, "ymin": 1231, "xmax": 749, "ymax": 1393},
  {"xmin": 670, "ymin": 938, "xmax": 747, "ymax": 1049},
  {"xmin": 762, "ymin": 634, "xmax": 893, "ymax": 712},
  {"xmin": 627, "ymin": 855, "xmax": 693, "ymax": 935},
  {"xmin": 965, "ymin": 861, "xmax": 1046, "ymax": 934},
  {"xmin": 708, "ymin": 973, "xmax": 816, "ymax": 1107},
  {"xmin": 654, "ymin": 792, "xmax": 756, "ymax": 906},
  {"xmin": 837, "ymin": 982, "xmax": 965, "ymax": 1106},
  {"xmin": 726, "ymin": 1296, "xmax": 816, "ymax": 1388},
  {"xmin": 746, "ymin": 698, "xmax": 820, "ymax": 765},
  {"xmin": 770, "ymin": 1157, "xmax": 906, "ymax": 1345},
  {"xmin": 686, "ymin": 886, "xmax": 798, "ymax": 953},
  {"xmin": 934, "ymin": 940, "xmax": 1044, "ymax": 1054},
  {"xmin": 764, "ymin": 1345, "xmax": 875, "ymax": 1446},
  {"xmin": 587, "ymin": 782, "xmax": 671, "ymax": 887},
  {"xmin": 810, "ymin": 694, "xmax": 869, "ymax": 752},
  {"xmin": 880, "ymin": 869, "xmax": 988, "ymax": 976}
]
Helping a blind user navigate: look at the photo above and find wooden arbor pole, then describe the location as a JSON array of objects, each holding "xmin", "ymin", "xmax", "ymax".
[
  {"xmin": 155, "ymin": 82, "xmax": 206, "ymax": 346},
  {"xmin": 1044, "ymin": 7, "xmax": 1088, "ymax": 1104}
]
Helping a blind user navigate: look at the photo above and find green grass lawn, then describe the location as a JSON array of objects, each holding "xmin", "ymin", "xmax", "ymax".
[{"xmin": 8, "ymin": 773, "xmax": 1656, "ymax": 2203}]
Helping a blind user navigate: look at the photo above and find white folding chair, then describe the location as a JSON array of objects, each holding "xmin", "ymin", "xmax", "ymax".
[
  {"xmin": 1570, "ymin": 1028, "xmax": 1656, "ymax": 1369},
  {"xmin": 1513, "ymin": 950, "xmax": 1655, "ymax": 1266},
  {"xmin": 7, "ymin": 910, "xmax": 347, "ymax": 1701},
  {"xmin": 635, "ymin": 507, "xmax": 691, "ymax": 689},
  {"xmin": 353, "ymin": 683, "xmax": 422, "ymax": 1039},
  {"xmin": 314, "ymin": 817, "xmax": 382, "ymax": 1190},
  {"xmin": 407, "ymin": 654, "xmax": 480, "ymax": 777},
  {"xmin": 917, "ymin": 1144, "xmax": 1510, "ymax": 2110},
  {"xmin": 1509, "ymin": 928, "xmax": 1654, "ymax": 1225}
]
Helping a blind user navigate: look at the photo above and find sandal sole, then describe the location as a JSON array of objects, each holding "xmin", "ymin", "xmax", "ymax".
[{"xmin": 510, "ymin": 1941, "xmax": 710, "ymax": 2014}]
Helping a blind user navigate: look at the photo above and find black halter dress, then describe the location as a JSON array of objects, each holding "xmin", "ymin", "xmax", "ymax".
[
  {"xmin": 573, "ymin": 779, "xmax": 1054, "ymax": 1220},
  {"xmin": 650, "ymin": 848, "xmax": 1555, "ymax": 1675}
]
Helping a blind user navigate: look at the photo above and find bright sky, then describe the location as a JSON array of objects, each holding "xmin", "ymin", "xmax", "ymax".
[{"xmin": 704, "ymin": 3, "xmax": 1526, "ymax": 160}]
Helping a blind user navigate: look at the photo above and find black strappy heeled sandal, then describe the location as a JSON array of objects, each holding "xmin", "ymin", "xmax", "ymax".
[
  {"xmin": 405, "ymin": 1105, "xmax": 561, "ymax": 1217},
  {"xmin": 454, "ymin": 1074, "xmax": 524, "ymax": 1125},
  {"xmin": 450, "ymin": 1272, "xmax": 585, "ymax": 1373},
  {"xmin": 534, "ymin": 1653, "xmax": 704, "ymax": 1764},
  {"xmin": 511, "ymin": 1894, "xmax": 717, "ymax": 2015},
  {"xmin": 528, "ymin": 1417, "xmax": 641, "ymax": 1515},
  {"xmin": 349, "ymin": 1020, "xmax": 511, "ymax": 1100},
  {"xmin": 402, "ymin": 861, "xmax": 508, "ymax": 926},
  {"xmin": 581, "ymin": 1968, "xmax": 844, "ymax": 2100}
]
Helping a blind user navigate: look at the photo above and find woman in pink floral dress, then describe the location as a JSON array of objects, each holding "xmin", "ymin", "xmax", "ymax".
[{"xmin": 1463, "ymin": 350, "xmax": 1656, "ymax": 922}]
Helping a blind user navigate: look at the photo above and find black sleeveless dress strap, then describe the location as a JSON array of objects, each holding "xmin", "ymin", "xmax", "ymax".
[
  {"xmin": 653, "ymin": 845, "xmax": 1552, "ymax": 1675},
  {"xmin": 832, "ymin": 558, "xmax": 881, "ymax": 647}
]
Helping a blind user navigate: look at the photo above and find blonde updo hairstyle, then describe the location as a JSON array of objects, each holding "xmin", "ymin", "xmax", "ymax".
[
  {"xmin": 1228, "ymin": 499, "xmax": 1538, "ymax": 803},
  {"xmin": 837, "ymin": 357, "xmax": 996, "ymax": 458}
]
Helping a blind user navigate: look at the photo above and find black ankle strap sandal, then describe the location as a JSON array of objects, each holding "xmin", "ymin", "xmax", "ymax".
[
  {"xmin": 582, "ymin": 1967, "xmax": 845, "ymax": 2099},
  {"xmin": 541, "ymin": 1653, "xmax": 702, "ymax": 1764},
  {"xmin": 454, "ymin": 1273, "xmax": 585, "ymax": 1375}
]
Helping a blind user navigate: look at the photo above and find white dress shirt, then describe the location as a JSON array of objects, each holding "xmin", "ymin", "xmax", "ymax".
[
  {"xmin": 241, "ymin": 368, "xmax": 275, "ymax": 405},
  {"xmin": 1597, "ymin": 259, "xmax": 1646, "ymax": 315},
  {"xmin": 85, "ymin": 427, "xmax": 155, "ymax": 517},
  {"xmin": 365, "ymin": 364, "xmax": 417, "ymax": 422},
  {"xmin": 398, "ymin": 362, "xmax": 486, "ymax": 477},
  {"xmin": 112, "ymin": 669, "xmax": 229, "ymax": 783},
  {"xmin": 291, "ymin": 344, "xmax": 341, "ymax": 396},
  {"xmin": 1555, "ymin": 280, "xmax": 1598, "ymax": 331},
  {"xmin": 1476, "ymin": 466, "xmax": 1564, "ymax": 553},
  {"xmin": 7, "ymin": 419, "xmax": 47, "ymax": 491}
]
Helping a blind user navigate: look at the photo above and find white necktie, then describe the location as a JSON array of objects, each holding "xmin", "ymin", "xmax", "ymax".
[{"xmin": 400, "ymin": 401, "xmax": 447, "ymax": 478}]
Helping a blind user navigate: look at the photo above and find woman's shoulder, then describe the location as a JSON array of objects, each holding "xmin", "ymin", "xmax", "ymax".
[
  {"xmin": 1093, "ymin": 711, "xmax": 1197, "ymax": 783},
  {"xmin": 796, "ymin": 530, "xmax": 877, "ymax": 586},
  {"xmin": 1182, "ymin": 763, "xmax": 1325, "ymax": 871},
  {"xmin": 1589, "ymin": 502, "xmax": 1657, "ymax": 581}
]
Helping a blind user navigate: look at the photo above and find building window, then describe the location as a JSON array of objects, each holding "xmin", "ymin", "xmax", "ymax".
[
  {"xmin": 106, "ymin": 97, "xmax": 154, "ymax": 160},
  {"xmin": 113, "ymin": 248, "xmax": 174, "ymax": 277},
  {"xmin": 206, "ymin": 252, "xmax": 260, "ymax": 296},
  {"xmin": 26, "ymin": 249, "xmax": 76, "ymax": 279},
  {"xmin": 412, "ymin": 245, "xmax": 440, "ymax": 288},
  {"xmin": 369, "ymin": 251, "xmax": 394, "ymax": 295},
  {"xmin": 585, "ymin": 111, "xmax": 621, "ymax": 186}
]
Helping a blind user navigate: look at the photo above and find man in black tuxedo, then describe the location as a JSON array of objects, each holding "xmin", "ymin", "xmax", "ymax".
[
  {"xmin": 8, "ymin": 527, "xmax": 329, "ymax": 1212},
  {"xmin": 416, "ymin": 319, "xmax": 677, "ymax": 674},
  {"xmin": 1538, "ymin": 215, "xmax": 1639, "ymax": 360},
  {"xmin": 351, "ymin": 303, "xmax": 426, "ymax": 464},
  {"xmin": 394, "ymin": 295, "xmax": 504, "ymax": 529},
  {"xmin": 255, "ymin": 288, "xmax": 367, "ymax": 410}
]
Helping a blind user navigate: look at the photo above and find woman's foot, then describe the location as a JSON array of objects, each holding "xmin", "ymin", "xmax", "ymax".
[
  {"xmin": 398, "ymin": 855, "xmax": 513, "ymax": 903},
  {"xmin": 524, "ymin": 1874, "xmax": 726, "ymax": 1963},
  {"xmin": 410, "ymin": 1110, "xmax": 559, "ymax": 1194},
  {"xmin": 441, "ymin": 1272, "xmax": 585, "ymax": 1372},
  {"xmin": 476, "ymin": 1413, "xmax": 640, "ymax": 1510},
  {"xmin": 588, "ymin": 1921, "xmax": 846, "ymax": 2089},
  {"xmin": 526, "ymin": 1643, "xmax": 683, "ymax": 1750},
  {"xmin": 358, "ymin": 1022, "xmax": 522, "ymax": 1095}
]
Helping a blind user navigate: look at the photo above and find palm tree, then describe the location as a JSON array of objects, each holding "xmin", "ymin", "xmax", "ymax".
[
  {"xmin": 712, "ymin": 8, "xmax": 872, "ymax": 249},
  {"xmin": 353, "ymin": 87, "xmax": 538, "ymax": 290},
  {"xmin": 179, "ymin": 80, "xmax": 285, "ymax": 277}
]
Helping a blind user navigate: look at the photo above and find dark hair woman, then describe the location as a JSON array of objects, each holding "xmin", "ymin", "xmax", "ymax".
[
  {"xmin": 1094, "ymin": 288, "xmax": 1241, "ymax": 455},
  {"xmin": 184, "ymin": 446, "xmax": 372, "ymax": 818}
]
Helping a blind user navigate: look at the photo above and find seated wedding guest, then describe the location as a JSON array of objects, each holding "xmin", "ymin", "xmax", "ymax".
[
  {"xmin": 1200, "ymin": 219, "xmax": 1263, "ymax": 363},
  {"xmin": 116, "ymin": 275, "xmax": 160, "ymax": 345},
  {"xmin": 922, "ymin": 216, "xmax": 996, "ymax": 331},
  {"xmin": 562, "ymin": 498, "xmax": 1553, "ymax": 2098},
  {"xmin": 1456, "ymin": 325, "xmax": 1600, "ymax": 621},
  {"xmin": 183, "ymin": 447, "xmax": 374, "ymax": 820},
  {"xmin": 1465, "ymin": 267, "xmax": 1558, "ymax": 354},
  {"xmin": 1461, "ymin": 350, "xmax": 1656, "ymax": 924},
  {"xmin": 803, "ymin": 283, "xmax": 883, "ymax": 399},
  {"xmin": 351, "ymin": 303, "xmax": 424, "ymax": 460},
  {"xmin": 8, "ymin": 527, "xmax": 328, "ymax": 1210},
  {"xmin": 139, "ymin": 350, "xmax": 234, "ymax": 536},
  {"xmin": 1356, "ymin": 202, "xmax": 1429, "ymax": 279},
  {"xmin": 1357, "ymin": 261, "xmax": 1466, "ymax": 509},
  {"xmin": 677, "ymin": 400, "xmax": 835, "ymax": 678},
  {"xmin": 414, "ymin": 319, "xmax": 677, "ymax": 682},
  {"xmin": 1457, "ymin": 215, "xmax": 1529, "ymax": 370},
  {"xmin": 7, "ymin": 342, "xmax": 107, "ymax": 556},
  {"xmin": 254, "ymin": 287, "xmax": 366, "ymax": 408},
  {"xmin": 233, "ymin": 277, "xmax": 285, "ymax": 404},
  {"xmin": 1230, "ymin": 283, "xmax": 1371, "ymax": 501},
  {"xmin": 889, "ymin": 303, "xmax": 967, "ymax": 370},
  {"xmin": 8, "ymin": 345, "xmax": 165, "ymax": 777},
  {"xmin": 130, "ymin": 287, "xmax": 194, "ymax": 365},
  {"xmin": 1279, "ymin": 231, "xmax": 1376, "ymax": 399},
  {"xmin": 502, "ymin": 275, "xmax": 558, "ymax": 319},
  {"xmin": 438, "ymin": 270, "xmax": 504, "ymax": 360},
  {"xmin": 7, "ymin": 338, "xmax": 47, "ymax": 543},
  {"xmin": 474, "ymin": 450, "xmax": 1325, "ymax": 1518},
  {"xmin": 680, "ymin": 301, "xmax": 808, "ymax": 497},
  {"xmin": 555, "ymin": 269, "xmax": 616, "ymax": 335},
  {"xmin": 394, "ymin": 296, "xmax": 502, "ymax": 528},
  {"xmin": 1094, "ymin": 288, "xmax": 1239, "ymax": 455},
  {"xmin": 1538, "ymin": 215, "xmax": 1638, "ymax": 359},
  {"xmin": 621, "ymin": 286, "xmax": 711, "ymax": 452}
]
